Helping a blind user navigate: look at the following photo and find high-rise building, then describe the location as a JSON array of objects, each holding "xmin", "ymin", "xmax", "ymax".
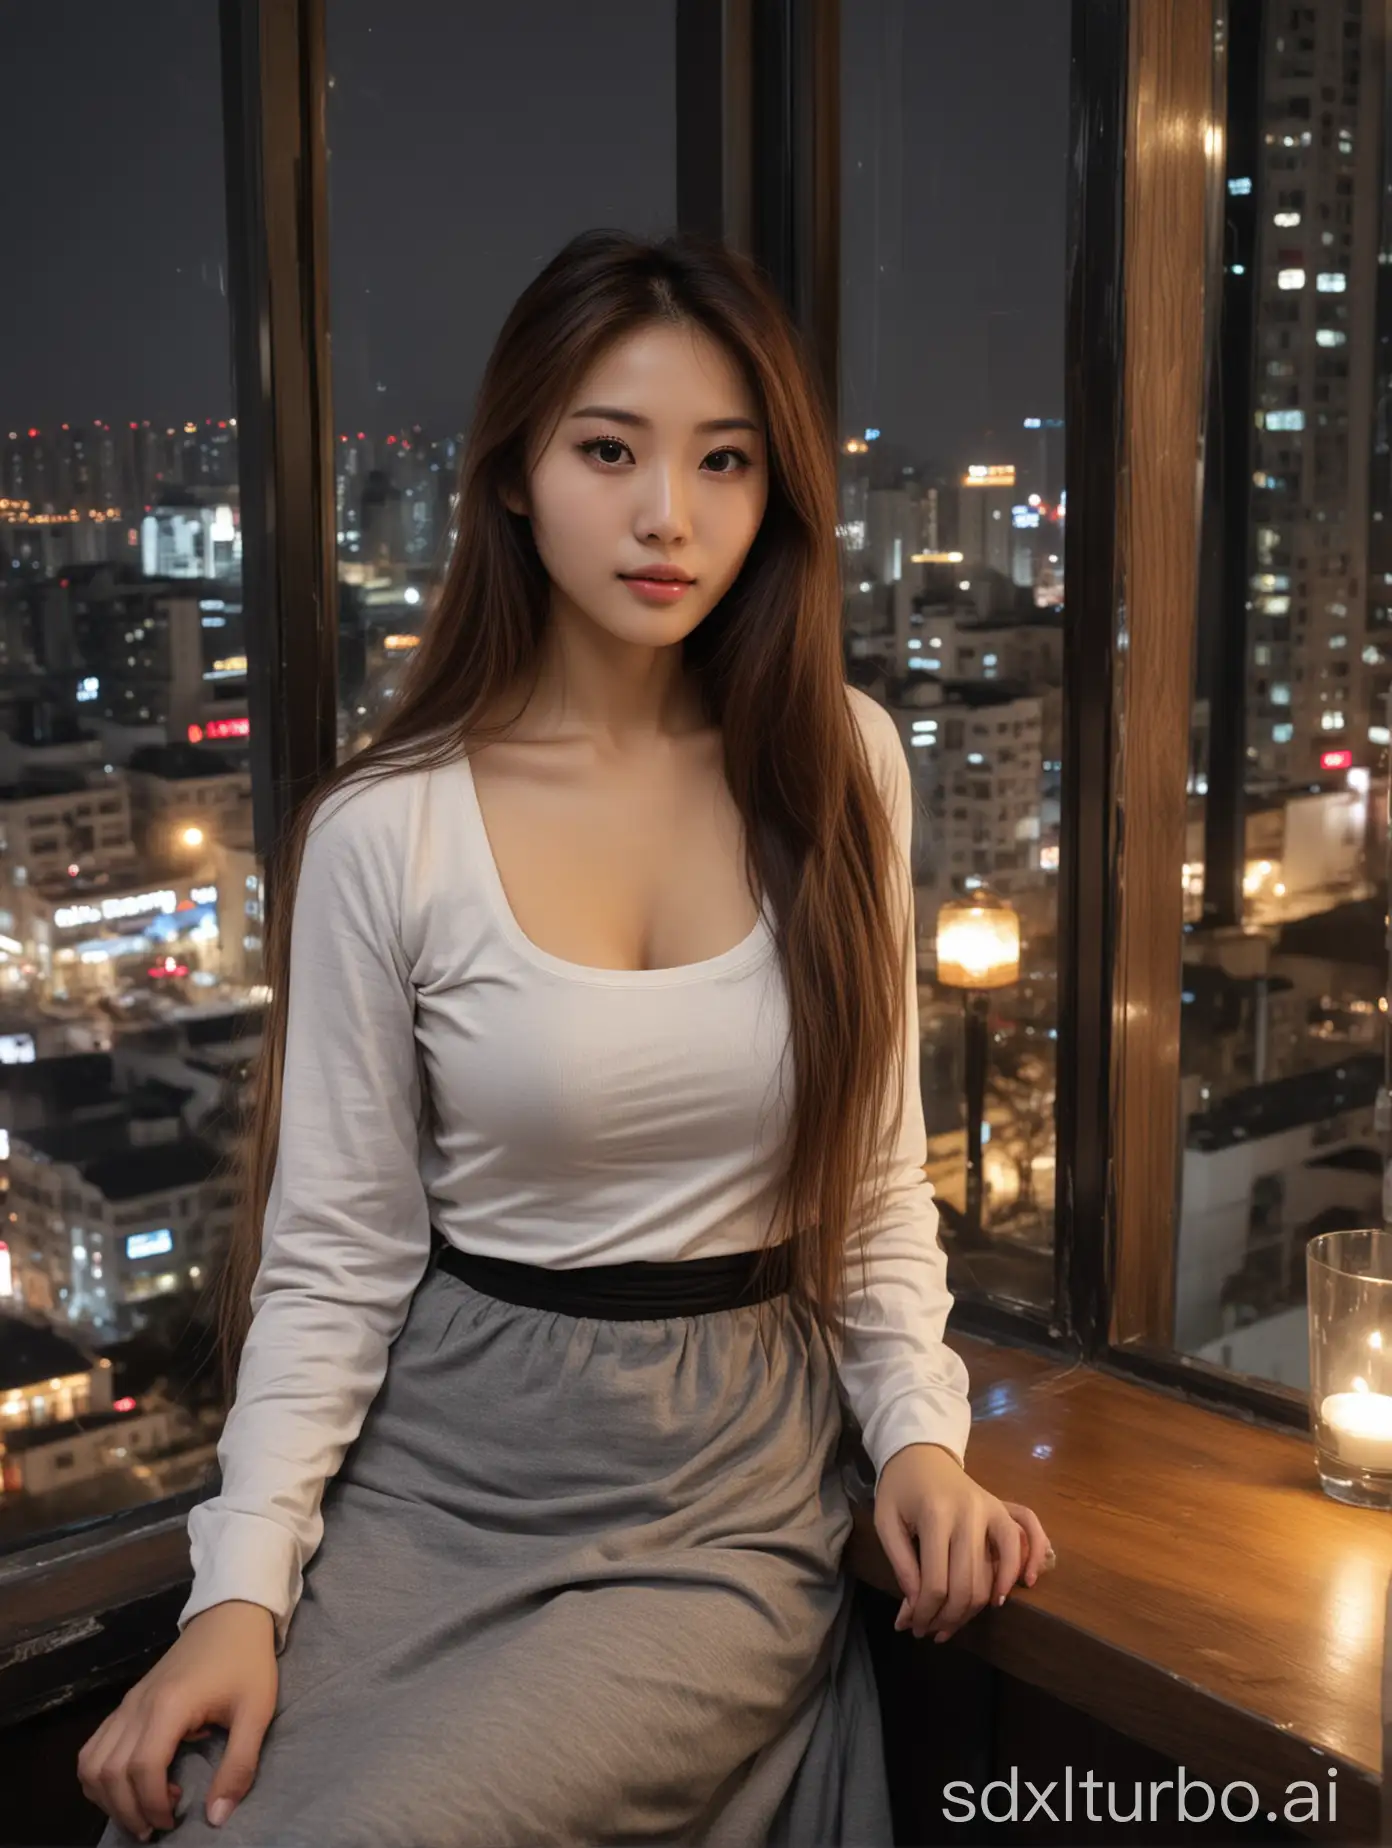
[
  {"xmin": 139, "ymin": 487, "xmax": 242, "ymax": 581},
  {"xmin": 955, "ymin": 465, "xmax": 1016, "ymax": 579},
  {"xmin": 1244, "ymin": 0, "xmax": 1385, "ymax": 783}
]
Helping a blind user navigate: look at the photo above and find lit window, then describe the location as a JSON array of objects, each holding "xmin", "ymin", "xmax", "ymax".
[
  {"xmin": 1321, "ymin": 710, "xmax": 1346, "ymax": 731},
  {"xmin": 1316, "ymin": 329, "xmax": 1348, "ymax": 347},
  {"xmin": 1270, "ymin": 683, "xmax": 1291, "ymax": 705},
  {"xmin": 1273, "ymin": 722, "xmax": 1294, "ymax": 743},
  {"xmin": 1228, "ymin": 176, "xmax": 1253, "ymax": 195},
  {"xmin": 1316, "ymin": 272, "xmax": 1347, "ymax": 293},
  {"xmin": 1265, "ymin": 409, "xmax": 1305, "ymax": 432},
  {"xmin": 1273, "ymin": 211, "xmax": 1301, "ymax": 227},
  {"xmin": 1277, "ymin": 268, "xmax": 1306, "ymax": 290}
]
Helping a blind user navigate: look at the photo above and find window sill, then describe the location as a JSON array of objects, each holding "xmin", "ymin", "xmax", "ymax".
[
  {"xmin": 0, "ymin": 1494, "xmax": 199, "ymax": 1724},
  {"xmin": 6, "ymin": 1336, "xmax": 1390, "ymax": 1843},
  {"xmin": 847, "ymin": 1334, "xmax": 1392, "ymax": 1844}
]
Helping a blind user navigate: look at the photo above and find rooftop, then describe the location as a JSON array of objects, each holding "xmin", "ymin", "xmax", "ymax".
[
  {"xmin": 1186, "ymin": 1053, "xmax": 1381, "ymax": 1152},
  {"xmin": 126, "ymin": 741, "xmax": 239, "ymax": 781},
  {"xmin": 80, "ymin": 1136, "xmax": 224, "ymax": 1202},
  {"xmin": 0, "ymin": 1316, "xmax": 95, "ymax": 1395},
  {"xmin": 1276, "ymin": 897, "xmax": 1386, "ymax": 970}
]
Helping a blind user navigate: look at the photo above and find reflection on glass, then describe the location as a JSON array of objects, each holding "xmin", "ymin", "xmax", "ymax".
[
  {"xmin": 840, "ymin": 0, "xmax": 1070, "ymax": 1309},
  {"xmin": 1178, "ymin": 2, "xmax": 1389, "ymax": 1391},
  {"xmin": 0, "ymin": 2, "xmax": 253, "ymax": 1549},
  {"xmin": 326, "ymin": 0, "xmax": 677, "ymax": 761}
]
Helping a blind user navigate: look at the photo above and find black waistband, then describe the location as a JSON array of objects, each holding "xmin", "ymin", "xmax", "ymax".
[{"xmin": 430, "ymin": 1233, "xmax": 793, "ymax": 1319}]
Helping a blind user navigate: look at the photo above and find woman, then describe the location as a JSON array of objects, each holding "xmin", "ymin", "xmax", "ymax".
[{"xmin": 80, "ymin": 230, "xmax": 1051, "ymax": 1846}]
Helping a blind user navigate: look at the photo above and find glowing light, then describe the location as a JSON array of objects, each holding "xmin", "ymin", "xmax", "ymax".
[{"xmin": 935, "ymin": 894, "xmax": 1020, "ymax": 991}]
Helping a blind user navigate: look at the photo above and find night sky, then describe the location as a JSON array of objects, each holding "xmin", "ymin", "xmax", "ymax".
[{"xmin": 1, "ymin": 0, "xmax": 1068, "ymax": 469}]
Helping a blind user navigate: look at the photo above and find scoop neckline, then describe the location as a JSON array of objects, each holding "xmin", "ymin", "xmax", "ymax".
[{"xmin": 455, "ymin": 752, "xmax": 775, "ymax": 988}]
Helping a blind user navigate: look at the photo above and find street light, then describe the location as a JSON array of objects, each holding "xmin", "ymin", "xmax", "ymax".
[{"xmin": 935, "ymin": 890, "xmax": 1021, "ymax": 1243}]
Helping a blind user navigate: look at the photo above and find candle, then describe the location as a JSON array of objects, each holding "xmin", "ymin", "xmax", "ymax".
[{"xmin": 1320, "ymin": 1391, "xmax": 1392, "ymax": 1473}]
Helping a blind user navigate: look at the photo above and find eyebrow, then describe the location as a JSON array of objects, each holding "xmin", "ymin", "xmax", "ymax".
[{"xmin": 568, "ymin": 404, "xmax": 762, "ymax": 435}]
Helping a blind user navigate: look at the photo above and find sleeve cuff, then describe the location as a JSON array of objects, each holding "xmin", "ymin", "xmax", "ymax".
[
  {"xmin": 179, "ymin": 1504, "xmax": 304, "ymax": 1656},
  {"xmin": 862, "ymin": 1390, "xmax": 973, "ymax": 1487}
]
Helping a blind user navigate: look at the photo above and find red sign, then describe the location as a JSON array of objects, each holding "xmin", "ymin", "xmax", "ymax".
[
  {"xmin": 1320, "ymin": 748, "xmax": 1353, "ymax": 771},
  {"xmin": 205, "ymin": 716, "xmax": 250, "ymax": 740}
]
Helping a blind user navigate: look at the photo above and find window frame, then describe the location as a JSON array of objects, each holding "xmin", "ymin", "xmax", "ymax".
[
  {"xmin": 0, "ymin": 0, "xmax": 841, "ymax": 1722},
  {"xmin": 1, "ymin": 0, "xmax": 1308, "ymax": 1727},
  {"xmin": 1084, "ymin": 0, "xmax": 1330, "ymax": 1436}
]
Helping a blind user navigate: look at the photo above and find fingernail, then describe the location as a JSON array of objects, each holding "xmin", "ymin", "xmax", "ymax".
[
  {"xmin": 209, "ymin": 1797, "xmax": 234, "ymax": 1827},
  {"xmin": 995, "ymin": 1593, "xmax": 1006, "ymax": 1606}
]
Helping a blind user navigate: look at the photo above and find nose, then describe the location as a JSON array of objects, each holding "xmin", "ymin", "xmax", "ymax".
[{"xmin": 635, "ymin": 460, "xmax": 692, "ymax": 546}]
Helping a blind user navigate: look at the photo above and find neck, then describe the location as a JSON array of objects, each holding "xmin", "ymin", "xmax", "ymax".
[{"xmin": 521, "ymin": 591, "xmax": 707, "ymax": 752}]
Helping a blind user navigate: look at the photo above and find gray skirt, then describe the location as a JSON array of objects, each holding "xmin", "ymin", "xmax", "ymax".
[{"xmin": 99, "ymin": 1255, "xmax": 894, "ymax": 1847}]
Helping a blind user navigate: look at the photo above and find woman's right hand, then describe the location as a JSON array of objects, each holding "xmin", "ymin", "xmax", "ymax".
[{"xmin": 77, "ymin": 1600, "xmax": 278, "ymax": 1840}]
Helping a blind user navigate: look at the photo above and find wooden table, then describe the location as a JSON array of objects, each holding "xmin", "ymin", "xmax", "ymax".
[{"xmin": 847, "ymin": 1335, "xmax": 1392, "ymax": 1843}]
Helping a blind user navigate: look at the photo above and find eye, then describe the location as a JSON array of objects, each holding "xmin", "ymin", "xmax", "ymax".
[
  {"xmin": 702, "ymin": 447, "xmax": 753, "ymax": 475},
  {"xmin": 578, "ymin": 436, "xmax": 632, "ymax": 467}
]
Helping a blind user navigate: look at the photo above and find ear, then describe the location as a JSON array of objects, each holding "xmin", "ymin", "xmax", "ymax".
[{"xmin": 501, "ymin": 482, "xmax": 530, "ymax": 519}]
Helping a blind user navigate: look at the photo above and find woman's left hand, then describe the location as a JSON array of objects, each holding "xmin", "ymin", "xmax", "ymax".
[{"xmin": 874, "ymin": 1442, "xmax": 1052, "ymax": 1642}]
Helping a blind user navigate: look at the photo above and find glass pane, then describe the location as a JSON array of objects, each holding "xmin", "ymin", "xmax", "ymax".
[
  {"xmin": 0, "ymin": 4, "xmax": 250, "ymax": 1545},
  {"xmin": 840, "ymin": 0, "xmax": 1071, "ymax": 1311},
  {"xmin": 326, "ymin": 1, "xmax": 677, "ymax": 757},
  {"xmin": 1177, "ymin": 0, "xmax": 1389, "ymax": 1390}
]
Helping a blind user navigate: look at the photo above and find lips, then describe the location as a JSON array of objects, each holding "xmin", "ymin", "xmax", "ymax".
[{"xmin": 619, "ymin": 571, "xmax": 696, "ymax": 605}]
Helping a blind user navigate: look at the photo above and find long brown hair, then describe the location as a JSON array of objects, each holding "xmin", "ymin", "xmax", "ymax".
[{"xmin": 215, "ymin": 229, "xmax": 907, "ymax": 1393}]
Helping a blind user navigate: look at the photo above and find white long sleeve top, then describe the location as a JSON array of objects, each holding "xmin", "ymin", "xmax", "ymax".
[{"xmin": 181, "ymin": 684, "xmax": 972, "ymax": 1650}]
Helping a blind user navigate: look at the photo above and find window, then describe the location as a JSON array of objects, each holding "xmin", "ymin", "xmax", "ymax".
[
  {"xmin": 840, "ymin": 0, "xmax": 1069, "ymax": 1312},
  {"xmin": 1176, "ymin": 0, "xmax": 1387, "ymax": 1393},
  {"xmin": 0, "ymin": 1, "xmax": 253, "ymax": 1555},
  {"xmin": 7, "ymin": 0, "xmax": 1354, "ymax": 1740},
  {"xmin": 326, "ymin": 0, "xmax": 677, "ymax": 759}
]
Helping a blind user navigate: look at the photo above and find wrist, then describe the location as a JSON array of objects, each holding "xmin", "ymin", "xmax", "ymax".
[
  {"xmin": 881, "ymin": 1440, "xmax": 965, "ymax": 1479},
  {"xmin": 187, "ymin": 1599, "xmax": 277, "ymax": 1631}
]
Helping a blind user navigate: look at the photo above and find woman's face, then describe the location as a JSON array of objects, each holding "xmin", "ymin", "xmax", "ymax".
[{"xmin": 518, "ymin": 321, "xmax": 769, "ymax": 648}]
